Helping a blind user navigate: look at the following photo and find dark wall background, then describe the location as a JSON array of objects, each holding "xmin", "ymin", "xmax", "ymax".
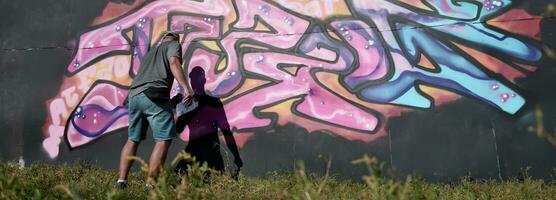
[{"xmin": 1, "ymin": 0, "xmax": 555, "ymax": 182}]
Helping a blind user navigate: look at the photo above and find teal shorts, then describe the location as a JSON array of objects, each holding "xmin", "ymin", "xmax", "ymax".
[{"xmin": 127, "ymin": 92, "xmax": 176, "ymax": 142}]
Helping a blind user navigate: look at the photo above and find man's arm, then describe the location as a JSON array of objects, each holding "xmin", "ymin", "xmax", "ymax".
[
  {"xmin": 168, "ymin": 56, "xmax": 189, "ymax": 96},
  {"xmin": 169, "ymin": 56, "xmax": 194, "ymax": 105}
]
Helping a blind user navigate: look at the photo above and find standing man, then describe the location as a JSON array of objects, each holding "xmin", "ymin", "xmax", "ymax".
[{"xmin": 116, "ymin": 31, "xmax": 191, "ymax": 188}]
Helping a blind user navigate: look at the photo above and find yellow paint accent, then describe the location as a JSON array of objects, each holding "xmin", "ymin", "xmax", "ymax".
[
  {"xmin": 216, "ymin": 57, "xmax": 227, "ymax": 71},
  {"xmin": 222, "ymin": 78, "xmax": 273, "ymax": 102},
  {"xmin": 260, "ymin": 97, "xmax": 300, "ymax": 115},
  {"xmin": 199, "ymin": 40, "xmax": 222, "ymax": 52},
  {"xmin": 221, "ymin": 1, "xmax": 236, "ymax": 33},
  {"xmin": 239, "ymin": 43, "xmax": 270, "ymax": 50},
  {"xmin": 419, "ymin": 85, "xmax": 454, "ymax": 97},
  {"xmin": 151, "ymin": 15, "xmax": 168, "ymax": 46},
  {"xmin": 543, "ymin": 45, "xmax": 556, "ymax": 60},
  {"xmin": 273, "ymin": 0, "xmax": 351, "ymax": 19},
  {"xmin": 326, "ymin": 28, "xmax": 342, "ymax": 41},
  {"xmin": 254, "ymin": 20, "xmax": 272, "ymax": 32}
]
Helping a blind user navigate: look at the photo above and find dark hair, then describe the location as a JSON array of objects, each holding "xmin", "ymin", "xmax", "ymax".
[{"xmin": 162, "ymin": 32, "xmax": 180, "ymax": 41}]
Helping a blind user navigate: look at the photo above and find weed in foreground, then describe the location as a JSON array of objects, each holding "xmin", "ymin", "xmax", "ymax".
[{"xmin": 1, "ymin": 153, "xmax": 556, "ymax": 199}]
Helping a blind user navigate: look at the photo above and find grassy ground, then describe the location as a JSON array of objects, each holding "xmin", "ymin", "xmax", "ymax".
[{"xmin": 1, "ymin": 154, "xmax": 556, "ymax": 200}]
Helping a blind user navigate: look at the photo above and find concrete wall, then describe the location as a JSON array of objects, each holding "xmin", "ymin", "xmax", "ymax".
[{"xmin": 1, "ymin": 0, "xmax": 556, "ymax": 181}]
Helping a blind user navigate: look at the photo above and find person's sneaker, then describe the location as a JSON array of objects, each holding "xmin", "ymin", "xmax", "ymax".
[
  {"xmin": 145, "ymin": 183, "xmax": 154, "ymax": 190},
  {"xmin": 115, "ymin": 181, "xmax": 128, "ymax": 189}
]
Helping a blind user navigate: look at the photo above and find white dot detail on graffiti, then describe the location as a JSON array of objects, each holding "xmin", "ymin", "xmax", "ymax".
[
  {"xmin": 283, "ymin": 16, "xmax": 294, "ymax": 26},
  {"xmin": 257, "ymin": 55, "xmax": 265, "ymax": 63},
  {"xmin": 491, "ymin": 84, "xmax": 499, "ymax": 90},
  {"xmin": 258, "ymin": 5, "xmax": 270, "ymax": 15}
]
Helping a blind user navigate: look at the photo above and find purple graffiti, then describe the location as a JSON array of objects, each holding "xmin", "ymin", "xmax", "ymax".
[{"xmin": 43, "ymin": 0, "xmax": 542, "ymax": 158}]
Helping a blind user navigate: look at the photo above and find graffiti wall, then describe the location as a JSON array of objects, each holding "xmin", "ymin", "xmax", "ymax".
[{"xmin": 1, "ymin": 0, "xmax": 556, "ymax": 181}]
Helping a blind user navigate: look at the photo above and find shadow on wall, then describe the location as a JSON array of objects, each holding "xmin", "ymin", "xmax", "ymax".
[{"xmin": 174, "ymin": 67, "xmax": 243, "ymax": 177}]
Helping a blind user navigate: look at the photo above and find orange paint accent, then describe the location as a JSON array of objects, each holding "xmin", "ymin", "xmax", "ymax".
[
  {"xmin": 487, "ymin": 9, "xmax": 542, "ymax": 40},
  {"xmin": 92, "ymin": 0, "xmax": 146, "ymax": 26},
  {"xmin": 515, "ymin": 63, "xmax": 538, "ymax": 72},
  {"xmin": 125, "ymin": 30, "xmax": 133, "ymax": 40},
  {"xmin": 417, "ymin": 53, "xmax": 437, "ymax": 70},
  {"xmin": 418, "ymin": 85, "xmax": 461, "ymax": 106}
]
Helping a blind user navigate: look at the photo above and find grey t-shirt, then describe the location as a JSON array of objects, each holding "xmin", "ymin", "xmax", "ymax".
[{"xmin": 128, "ymin": 40, "xmax": 182, "ymax": 100}]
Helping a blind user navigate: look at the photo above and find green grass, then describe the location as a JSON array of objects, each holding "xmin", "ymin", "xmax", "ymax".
[{"xmin": 1, "ymin": 154, "xmax": 556, "ymax": 199}]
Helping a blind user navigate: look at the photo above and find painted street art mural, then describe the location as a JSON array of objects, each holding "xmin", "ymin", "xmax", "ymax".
[{"xmin": 43, "ymin": 0, "xmax": 542, "ymax": 158}]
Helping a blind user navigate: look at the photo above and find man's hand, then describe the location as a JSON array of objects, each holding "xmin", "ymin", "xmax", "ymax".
[
  {"xmin": 182, "ymin": 95, "xmax": 194, "ymax": 106},
  {"xmin": 170, "ymin": 93, "xmax": 184, "ymax": 108},
  {"xmin": 168, "ymin": 56, "xmax": 189, "ymax": 97}
]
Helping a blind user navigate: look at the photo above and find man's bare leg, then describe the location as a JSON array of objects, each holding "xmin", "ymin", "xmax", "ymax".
[
  {"xmin": 146, "ymin": 140, "xmax": 172, "ymax": 183},
  {"xmin": 118, "ymin": 140, "xmax": 140, "ymax": 181}
]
